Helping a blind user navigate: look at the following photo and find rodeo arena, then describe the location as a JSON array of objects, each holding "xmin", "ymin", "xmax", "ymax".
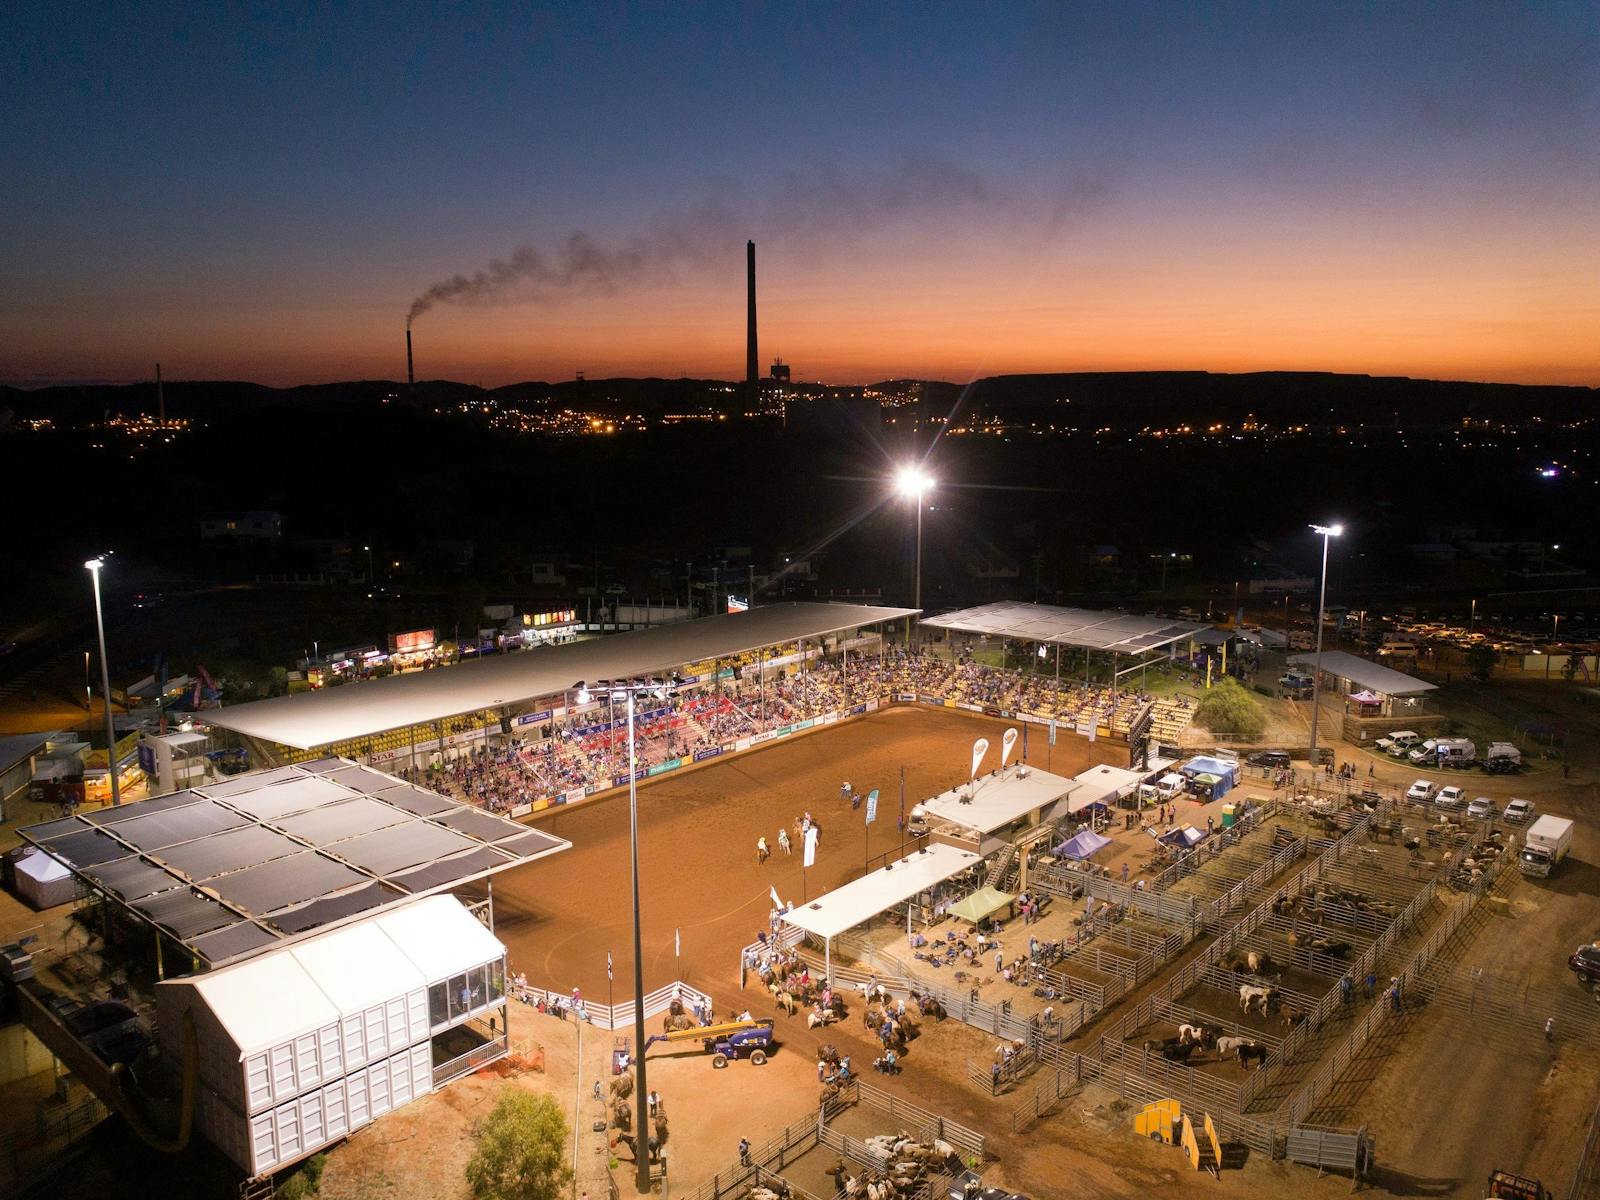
[{"xmin": 6, "ymin": 599, "xmax": 1598, "ymax": 1199}]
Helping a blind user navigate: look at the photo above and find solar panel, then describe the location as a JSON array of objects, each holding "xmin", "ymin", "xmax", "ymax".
[
  {"xmin": 85, "ymin": 855, "xmax": 184, "ymax": 902},
  {"xmin": 18, "ymin": 758, "xmax": 569, "ymax": 966},
  {"xmin": 203, "ymin": 852, "xmax": 370, "ymax": 915},
  {"xmin": 275, "ymin": 797, "xmax": 411, "ymax": 843},
  {"xmin": 189, "ymin": 921, "xmax": 280, "ymax": 964},
  {"xmin": 218, "ymin": 775, "xmax": 348, "ymax": 820},
  {"xmin": 159, "ymin": 826, "xmax": 304, "ymax": 880},
  {"xmin": 111, "ymin": 801, "xmax": 252, "ymax": 852},
  {"xmin": 329, "ymin": 821, "xmax": 478, "ymax": 875}
]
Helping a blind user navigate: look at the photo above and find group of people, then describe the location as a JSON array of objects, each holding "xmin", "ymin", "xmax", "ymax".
[
  {"xmin": 401, "ymin": 648, "xmax": 1202, "ymax": 818},
  {"xmin": 757, "ymin": 811, "xmax": 822, "ymax": 864}
]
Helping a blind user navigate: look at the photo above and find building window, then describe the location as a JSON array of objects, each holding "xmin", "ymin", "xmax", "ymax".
[{"xmin": 429, "ymin": 982, "xmax": 449, "ymax": 1028}]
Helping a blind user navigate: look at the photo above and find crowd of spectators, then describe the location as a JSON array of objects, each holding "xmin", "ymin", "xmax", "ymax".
[{"xmin": 414, "ymin": 649, "xmax": 1199, "ymax": 812}]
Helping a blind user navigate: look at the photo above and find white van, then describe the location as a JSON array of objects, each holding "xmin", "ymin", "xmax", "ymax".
[{"xmin": 1434, "ymin": 737, "xmax": 1477, "ymax": 768}]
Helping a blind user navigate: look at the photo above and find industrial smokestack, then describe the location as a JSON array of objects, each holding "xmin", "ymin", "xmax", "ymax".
[
  {"xmin": 155, "ymin": 363, "xmax": 164, "ymax": 425},
  {"xmin": 406, "ymin": 327, "xmax": 415, "ymax": 399},
  {"xmin": 746, "ymin": 240, "xmax": 758, "ymax": 401}
]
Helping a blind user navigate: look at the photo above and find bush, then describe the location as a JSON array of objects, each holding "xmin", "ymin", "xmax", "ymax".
[
  {"xmin": 276, "ymin": 1154, "xmax": 327, "ymax": 1200},
  {"xmin": 466, "ymin": 1091, "xmax": 573, "ymax": 1200},
  {"xmin": 1195, "ymin": 678, "xmax": 1266, "ymax": 741}
]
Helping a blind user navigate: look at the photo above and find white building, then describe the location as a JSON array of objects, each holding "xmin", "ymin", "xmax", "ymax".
[{"xmin": 155, "ymin": 895, "xmax": 508, "ymax": 1177}]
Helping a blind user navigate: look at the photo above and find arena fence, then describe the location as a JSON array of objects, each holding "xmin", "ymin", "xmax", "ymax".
[
  {"xmin": 511, "ymin": 978, "xmax": 713, "ymax": 1034},
  {"xmin": 675, "ymin": 1089, "xmax": 853, "ymax": 1200}
]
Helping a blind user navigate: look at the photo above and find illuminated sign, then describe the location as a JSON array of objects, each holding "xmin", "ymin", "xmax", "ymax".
[
  {"xmin": 727, "ymin": 595, "xmax": 749, "ymax": 613},
  {"xmin": 390, "ymin": 628, "xmax": 436, "ymax": 654}
]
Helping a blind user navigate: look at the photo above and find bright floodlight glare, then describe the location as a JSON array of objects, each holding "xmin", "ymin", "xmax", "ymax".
[
  {"xmin": 1310, "ymin": 523, "xmax": 1344, "ymax": 537},
  {"xmin": 84, "ymin": 557, "xmax": 104, "ymax": 571},
  {"xmin": 895, "ymin": 467, "xmax": 933, "ymax": 497}
]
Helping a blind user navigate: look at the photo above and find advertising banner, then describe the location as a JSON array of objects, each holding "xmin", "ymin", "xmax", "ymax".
[
  {"xmin": 865, "ymin": 789, "xmax": 879, "ymax": 824},
  {"xmin": 692, "ymin": 747, "xmax": 724, "ymax": 763}
]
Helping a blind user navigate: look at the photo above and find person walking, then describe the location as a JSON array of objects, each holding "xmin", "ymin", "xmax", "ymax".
[
  {"xmin": 1364, "ymin": 972, "xmax": 1376, "ymax": 1000},
  {"xmin": 1545, "ymin": 1016, "xmax": 1555, "ymax": 1043},
  {"xmin": 738, "ymin": 1137, "xmax": 751, "ymax": 1166},
  {"xmin": 1340, "ymin": 975, "xmax": 1353, "ymax": 1005}
]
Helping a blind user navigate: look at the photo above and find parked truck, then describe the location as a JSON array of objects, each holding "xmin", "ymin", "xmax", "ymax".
[{"xmin": 1518, "ymin": 815, "xmax": 1574, "ymax": 878}]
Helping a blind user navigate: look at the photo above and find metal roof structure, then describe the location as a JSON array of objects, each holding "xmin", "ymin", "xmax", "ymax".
[
  {"xmin": 206, "ymin": 602, "xmax": 915, "ymax": 750},
  {"xmin": 780, "ymin": 843, "xmax": 982, "ymax": 941},
  {"xmin": 20, "ymin": 759, "xmax": 569, "ymax": 968},
  {"xmin": 911, "ymin": 765, "xmax": 1079, "ymax": 836},
  {"xmin": 921, "ymin": 602, "xmax": 1206, "ymax": 654},
  {"xmin": 1288, "ymin": 651, "xmax": 1438, "ymax": 697}
]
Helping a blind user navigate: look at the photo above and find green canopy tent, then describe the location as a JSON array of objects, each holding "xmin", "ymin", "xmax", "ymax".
[{"xmin": 947, "ymin": 885, "xmax": 1016, "ymax": 924}]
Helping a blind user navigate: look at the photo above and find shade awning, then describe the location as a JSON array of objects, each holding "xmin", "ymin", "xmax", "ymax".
[
  {"xmin": 947, "ymin": 885, "xmax": 1016, "ymax": 924},
  {"xmin": 779, "ymin": 843, "xmax": 982, "ymax": 941}
]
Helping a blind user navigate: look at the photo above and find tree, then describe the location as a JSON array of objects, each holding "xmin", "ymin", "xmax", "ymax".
[
  {"xmin": 1466, "ymin": 643, "xmax": 1496, "ymax": 683},
  {"xmin": 1194, "ymin": 677, "xmax": 1266, "ymax": 741},
  {"xmin": 466, "ymin": 1091, "xmax": 573, "ymax": 1200}
]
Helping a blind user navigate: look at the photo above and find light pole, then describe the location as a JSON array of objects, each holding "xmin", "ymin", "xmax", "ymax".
[
  {"xmin": 575, "ymin": 675, "xmax": 676, "ymax": 1194},
  {"xmin": 363, "ymin": 544, "xmax": 374, "ymax": 584},
  {"xmin": 894, "ymin": 467, "xmax": 934, "ymax": 650},
  {"xmin": 1307, "ymin": 524, "xmax": 1343, "ymax": 767},
  {"xmin": 85, "ymin": 557, "xmax": 122, "ymax": 807}
]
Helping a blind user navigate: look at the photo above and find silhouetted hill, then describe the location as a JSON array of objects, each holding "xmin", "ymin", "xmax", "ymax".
[{"xmin": 4, "ymin": 370, "xmax": 1593, "ymax": 425}]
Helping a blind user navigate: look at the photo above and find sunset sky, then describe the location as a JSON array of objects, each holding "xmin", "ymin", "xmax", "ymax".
[{"xmin": 4, "ymin": 3, "xmax": 1597, "ymax": 388}]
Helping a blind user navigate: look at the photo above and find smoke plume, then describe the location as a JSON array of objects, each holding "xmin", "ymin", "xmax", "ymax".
[{"xmin": 406, "ymin": 157, "xmax": 1107, "ymax": 325}]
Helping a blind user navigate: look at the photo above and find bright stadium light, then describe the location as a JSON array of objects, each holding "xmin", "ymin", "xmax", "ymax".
[
  {"xmin": 894, "ymin": 466, "xmax": 933, "ymax": 498},
  {"xmin": 85, "ymin": 553, "xmax": 121, "ymax": 806},
  {"xmin": 894, "ymin": 466, "xmax": 934, "ymax": 648},
  {"xmin": 1307, "ymin": 523, "xmax": 1344, "ymax": 764}
]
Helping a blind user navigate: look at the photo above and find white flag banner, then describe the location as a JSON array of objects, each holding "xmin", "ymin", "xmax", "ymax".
[
  {"xmin": 675, "ymin": 928, "xmax": 681, "ymax": 957},
  {"xmin": 803, "ymin": 825, "xmax": 819, "ymax": 868},
  {"xmin": 770, "ymin": 885, "xmax": 783, "ymax": 909},
  {"xmin": 607, "ymin": 951, "xmax": 613, "ymax": 981},
  {"xmin": 970, "ymin": 737, "xmax": 990, "ymax": 781},
  {"xmin": 1000, "ymin": 727, "xmax": 1019, "ymax": 768}
]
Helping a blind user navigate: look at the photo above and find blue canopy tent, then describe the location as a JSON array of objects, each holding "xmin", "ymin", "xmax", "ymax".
[
  {"xmin": 1159, "ymin": 824, "xmax": 1207, "ymax": 848},
  {"xmin": 1054, "ymin": 828, "xmax": 1112, "ymax": 860},
  {"xmin": 1180, "ymin": 755, "xmax": 1239, "ymax": 799}
]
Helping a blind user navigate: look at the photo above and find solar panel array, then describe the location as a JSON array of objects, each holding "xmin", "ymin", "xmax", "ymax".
[
  {"xmin": 920, "ymin": 601, "xmax": 1208, "ymax": 653},
  {"xmin": 21, "ymin": 758, "xmax": 568, "ymax": 967}
]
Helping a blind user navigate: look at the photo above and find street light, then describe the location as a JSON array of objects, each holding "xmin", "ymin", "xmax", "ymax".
[
  {"xmin": 1307, "ymin": 524, "xmax": 1343, "ymax": 766},
  {"xmin": 84, "ymin": 556, "xmax": 121, "ymax": 807},
  {"xmin": 363, "ymin": 544, "xmax": 374, "ymax": 584},
  {"xmin": 573, "ymin": 675, "xmax": 677, "ymax": 1194},
  {"xmin": 894, "ymin": 467, "xmax": 934, "ymax": 649}
]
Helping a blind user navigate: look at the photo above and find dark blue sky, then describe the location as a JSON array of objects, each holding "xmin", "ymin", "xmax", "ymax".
[{"xmin": 4, "ymin": 3, "xmax": 1596, "ymax": 385}]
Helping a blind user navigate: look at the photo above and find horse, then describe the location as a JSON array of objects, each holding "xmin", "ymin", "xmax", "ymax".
[
  {"xmin": 1215, "ymin": 1035, "xmax": 1246, "ymax": 1058},
  {"xmin": 808, "ymin": 1007, "xmax": 838, "ymax": 1029},
  {"xmin": 1237, "ymin": 1042, "xmax": 1269, "ymax": 1069},
  {"xmin": 1177, "ymin": 1023, "xmax": 1208, "ymax": 1046},
  {"xmin": 1239, "ymin": 984, "xmax": 1276, "ymax": 1015}
]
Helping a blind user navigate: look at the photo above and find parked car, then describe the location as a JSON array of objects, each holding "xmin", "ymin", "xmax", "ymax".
[
  {"xmin": 1406, "ymin": 779, "xmax": 1439, "ymax": 803},
  {"xmin": 1247, "ymin": 750, "xmax": 1291, "ymax": 769},
  {"xmin": 1570, "ymin": 943, "xmax": 1600, "ymax": 986},
  {"xmin": 1436, "ymin": 785, "xmax": 1466, "ymax": 810},
  {"xmin": 1466, "ymin": 797, "xmax": 1496, "ymax": 820},
  {"xmin": 1503, "ymin": 799, "xmax": 1535, "ymax": 825}
]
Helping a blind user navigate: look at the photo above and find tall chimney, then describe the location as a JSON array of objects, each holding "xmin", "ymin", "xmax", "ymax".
[
  {"xmin": 406, "ymin": 326, "xmax": 415, "ymax": 400},
  {"xmin": 155, "ymin": 363, "xmax": 164, "ymax": 424},
  {"xmin": 746, "ymin": 240, "xmax": 758, "ymax": 401}
]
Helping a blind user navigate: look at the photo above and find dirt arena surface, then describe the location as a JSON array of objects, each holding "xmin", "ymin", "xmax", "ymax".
[{"xmin": 486, "ymin": 706, "xmax": 1108, "ymax": 999}]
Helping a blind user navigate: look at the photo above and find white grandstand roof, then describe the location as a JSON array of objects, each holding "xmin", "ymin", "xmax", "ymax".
[
  {"xmin": 780, "ymin": 843, "xmax": 982, "ymax": 941},
  {"xmin": 912, "ymin": 765, "xmax": 1078, "ymax": 836},
  {"xmin": 921, "ymin": 602, "xmax": 1206, "ymax": 653},
  {"xmin": 1287, "ymin": 651, "xmax": 1438, "ymax": 697},
  {"xmin": 206, "ymin": 602, "xmax": 914, "ymax": 750}
]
